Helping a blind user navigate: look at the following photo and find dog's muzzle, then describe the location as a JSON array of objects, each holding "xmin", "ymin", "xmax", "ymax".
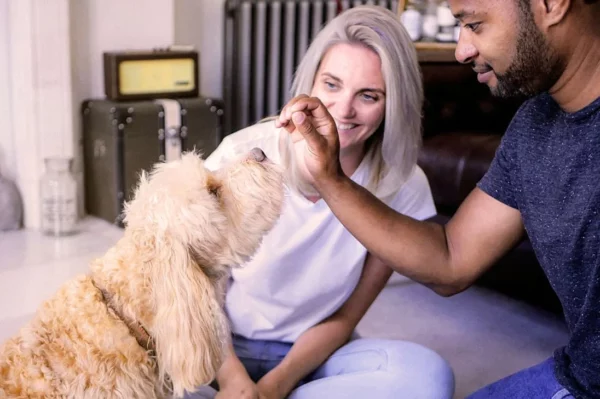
[{"xmin": 250, "ymin": 147, "xmax": 267, "ymax": 162}]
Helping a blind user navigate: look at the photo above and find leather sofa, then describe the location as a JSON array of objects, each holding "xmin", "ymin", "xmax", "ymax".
[{"xmin": 416, "ymin": 63, "xmax": 563, "ymax": 315}]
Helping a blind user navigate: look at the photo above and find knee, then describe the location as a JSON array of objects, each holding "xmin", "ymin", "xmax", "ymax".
[{"xmin": 379, "ymin": 340, "xmax": 455, "ymax": 398}]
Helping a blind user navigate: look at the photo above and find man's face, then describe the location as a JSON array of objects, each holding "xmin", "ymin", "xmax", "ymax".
[{"xmin": 449, "ymin": 0, "xmax": 564, "ymax": 99}]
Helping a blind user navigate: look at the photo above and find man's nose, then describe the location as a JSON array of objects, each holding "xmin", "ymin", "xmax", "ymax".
[{"xmin": 455, "ymin": 30, "xmax": 478, "ymax": 64}]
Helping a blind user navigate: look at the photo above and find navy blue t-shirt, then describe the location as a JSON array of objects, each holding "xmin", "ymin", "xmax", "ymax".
[{"xmin": 478, "ymin": 93, "xmax": 600, "ymax": 398}]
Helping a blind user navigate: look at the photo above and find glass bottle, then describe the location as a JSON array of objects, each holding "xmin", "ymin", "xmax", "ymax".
[{"xmin": 40, "ymin": 157, "xmax": 78, "ymax": 236}]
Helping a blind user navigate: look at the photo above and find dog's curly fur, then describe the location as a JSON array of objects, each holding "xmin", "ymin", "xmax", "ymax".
[{"xmin": 0, "ymin": 151, "xmax": 284, "ymax": 398}]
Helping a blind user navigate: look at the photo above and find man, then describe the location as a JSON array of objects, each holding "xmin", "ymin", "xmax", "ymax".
[{"xmin": 274, "ymin": 0, "xmax": 600, "ymax": 397}]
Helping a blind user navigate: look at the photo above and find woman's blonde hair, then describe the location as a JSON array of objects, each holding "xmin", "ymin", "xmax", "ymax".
[{"xmin": 279, "ymin": 5, "xmax": 423, "ymax": 202}]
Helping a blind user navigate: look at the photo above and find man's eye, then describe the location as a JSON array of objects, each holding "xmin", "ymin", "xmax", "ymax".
[{"xmin": 465, "ymin": 22, "xmax": 481, "ymax": 32}]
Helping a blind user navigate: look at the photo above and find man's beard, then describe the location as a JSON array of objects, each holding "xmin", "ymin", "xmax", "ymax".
[{"xmin": 487, "ymin": 10, "xmax": 564, "ymax": 99}]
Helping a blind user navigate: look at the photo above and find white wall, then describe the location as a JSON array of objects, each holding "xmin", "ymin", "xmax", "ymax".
[
  {"xmin": 7, "ymin": 0, "xmax": 76, "ymax": 228},
  {"xmin": 0, "ymin": 0, "xmax": 15, "ymax": 179},
  {"xmin": 175, "ymin": 0, "xmax": 225, "ymax": 99}
]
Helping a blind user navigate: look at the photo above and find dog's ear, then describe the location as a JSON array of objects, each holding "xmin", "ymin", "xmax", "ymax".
[{"xmin": 149, "ymin": 236, "xmax": 229, "ymax": 397}]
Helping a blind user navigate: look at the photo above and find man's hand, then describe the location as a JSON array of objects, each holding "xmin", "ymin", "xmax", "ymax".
[{"xmin": 275, "ymin": 95, "xmax": 344, "ymax": 188}]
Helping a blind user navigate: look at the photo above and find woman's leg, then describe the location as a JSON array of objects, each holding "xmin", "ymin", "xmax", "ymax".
[{"xmin": 288, "ymin": 338, "xmax": 454, "ymax": 399}]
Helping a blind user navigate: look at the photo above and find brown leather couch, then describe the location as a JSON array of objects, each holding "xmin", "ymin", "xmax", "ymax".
[{"xmin": 416, "ymin": 63, "xmax": 563, "ymax": 315}]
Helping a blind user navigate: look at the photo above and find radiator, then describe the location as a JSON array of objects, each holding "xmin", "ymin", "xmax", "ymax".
[{"xmin": 223, "ymin": 0, "xmax": 399, "ymax": 135}]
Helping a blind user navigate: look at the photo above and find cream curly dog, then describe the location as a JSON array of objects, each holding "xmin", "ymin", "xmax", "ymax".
[{"xmin": 0, "ymin": 149, "xmax": 284, "ymax": 398}]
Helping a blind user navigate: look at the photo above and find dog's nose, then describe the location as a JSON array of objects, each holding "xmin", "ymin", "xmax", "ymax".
[{"xmin": 250, "ymin": 147, "xmax": 267, "ymax": 162}]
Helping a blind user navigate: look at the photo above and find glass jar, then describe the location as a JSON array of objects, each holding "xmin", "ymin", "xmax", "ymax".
[{"xmin": 40, "ymin": 157, "xmax": 78, "ymax": 236}]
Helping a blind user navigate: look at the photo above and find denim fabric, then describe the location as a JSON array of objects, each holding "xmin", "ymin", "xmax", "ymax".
[{"xmin": 467, "ymin": 357, "xmax": 573, "ymax": 399}]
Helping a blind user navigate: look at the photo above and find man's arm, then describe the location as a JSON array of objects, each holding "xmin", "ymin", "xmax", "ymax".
[
  {"xmin": 257, "ymin": 254, "xmax": 393, "ymax": 398},
  {"xmin": 276, "ymin": 95, "xmax": 525, "ymax": 296},
  {"xmin": 322, "ymin": 181, "xmax": 524, "ymax": 295}
]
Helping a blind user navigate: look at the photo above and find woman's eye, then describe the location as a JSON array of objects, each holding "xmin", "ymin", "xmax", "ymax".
[
  {"xmin": 361, "ymin": 93, "xmax": 377, "ymax": 102},
  {"xmin": 324, "ymin": 81, "xmax": 337, "ymax": 90}
]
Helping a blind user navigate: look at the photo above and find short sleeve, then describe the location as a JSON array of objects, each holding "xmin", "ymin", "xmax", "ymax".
[
  {"xmin": 476, "ymin": 125, "xmax": 519, "ymax": 210},
  {"xmin": 389, "ymin": 166, "xmax": 437, "ymax": 221}
]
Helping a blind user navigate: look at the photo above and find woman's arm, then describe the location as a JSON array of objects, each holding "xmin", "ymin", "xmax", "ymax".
[
  {"xmin": 256, "ymin": 253, "xmax": 393, "ymax": 398},
  {"xmin": 215, "ymin": 340, "xmax": 262, "ymax": 399}
]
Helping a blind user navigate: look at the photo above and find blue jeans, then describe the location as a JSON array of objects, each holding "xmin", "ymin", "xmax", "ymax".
[
  {"xmin": 187, "ymin": 334, "xmax": 455, "ymax": 398},
  {"xmin": 467, "ymin": 357, "xmax": 573, "ymax": 399}
]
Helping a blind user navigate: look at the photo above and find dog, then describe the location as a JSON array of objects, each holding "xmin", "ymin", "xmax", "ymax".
[{"xmin": 0, "ymin": 149, "xmax": 284, "ymax": 399}]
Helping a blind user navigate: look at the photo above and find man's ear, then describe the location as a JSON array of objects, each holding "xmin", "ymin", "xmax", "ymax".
[{"xmin": 530, "ymin": 0, "xmax": 571, "ymax": 30}]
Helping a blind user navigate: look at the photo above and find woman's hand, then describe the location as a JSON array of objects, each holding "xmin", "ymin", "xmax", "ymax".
[
  {"xmin": 215, "ymin": 374, "xmax": 264, "ymax": 399},
  {"xmin": 275, "ymin": 95, "xmax": 345, "ymax": 188},
  {"xmin": 255, "ymin": 373, "xmax": 288, "ymax": 399},
  {"xmin": 215, "ymin": 376, "xmax": 282, "ymax": 399}
]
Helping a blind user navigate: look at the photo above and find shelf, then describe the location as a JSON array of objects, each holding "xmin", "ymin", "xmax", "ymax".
[{"xmin": 414, "ymin": 42, "xmax": 458, "ymax": 63}]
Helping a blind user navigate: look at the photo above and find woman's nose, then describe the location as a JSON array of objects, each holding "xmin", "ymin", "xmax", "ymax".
[{"xmin": 334, "ymin": 95, "xmax": 356, "ymax": 119}]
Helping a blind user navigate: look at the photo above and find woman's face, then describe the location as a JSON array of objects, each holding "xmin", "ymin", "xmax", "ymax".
[{"xmin": 310, "ymin": 43, "xmax": 386, "ymax": 154}]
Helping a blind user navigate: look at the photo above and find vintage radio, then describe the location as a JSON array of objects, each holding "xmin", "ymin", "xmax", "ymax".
[{"xmin": 103, "ymin": 47, "xmax": 199, "ymax": 101}]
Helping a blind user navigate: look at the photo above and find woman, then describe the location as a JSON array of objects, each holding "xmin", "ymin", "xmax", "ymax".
[{"xmin": 191, "ymin": 5, "xmax": 454, "ymax": 399}]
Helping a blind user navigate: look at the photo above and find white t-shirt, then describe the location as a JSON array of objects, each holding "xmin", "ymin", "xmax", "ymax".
[{"xmin": 204, "ymin": 121, "xmax": 436, "ymax": 342}]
